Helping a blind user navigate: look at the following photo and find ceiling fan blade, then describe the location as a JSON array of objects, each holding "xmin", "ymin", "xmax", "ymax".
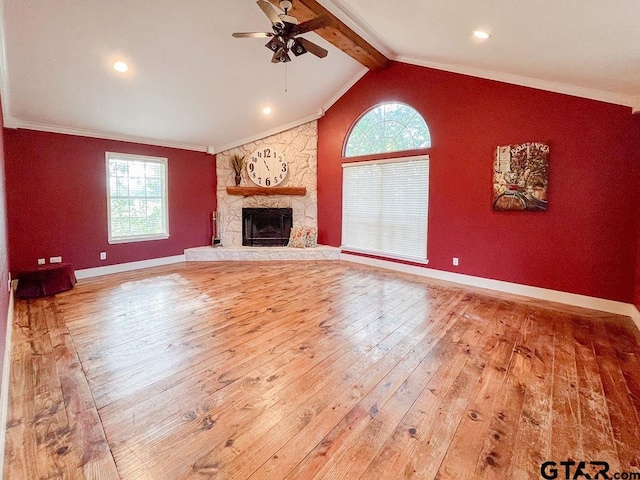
[
  {"xmin": 291, "ymin": 15, "xmax": 332, "ymax": 36},
  {"xmin": 232, "ymin": 32, "xmax": 274, "ymax": 38},
  {"xmin": 257, "ymin": 0, "xmax": 284, "ymax": 27},
  {"xmin": 297, "ymin": 37, "xmax": 328, "ymax": 58}
]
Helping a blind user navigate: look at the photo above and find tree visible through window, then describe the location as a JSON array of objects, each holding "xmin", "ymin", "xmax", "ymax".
[
  {"xmin": 106, "ymin": 152, "xmax": 169, "ymax": 243},
  {"xmin": 344, "ymin": 102, "xmax": 431, "ymax": 157}
]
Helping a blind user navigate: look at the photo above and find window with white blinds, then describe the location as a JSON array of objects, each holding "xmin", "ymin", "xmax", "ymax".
[
  {"xmin": 106, "ymin": 152, "xmax": 169, "ymax": 244},
  {"xmin": 342, "ymin": 156, "xmax": 429, "ymax": 262}
]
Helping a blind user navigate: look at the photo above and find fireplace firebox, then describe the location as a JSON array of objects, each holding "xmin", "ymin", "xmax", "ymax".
[{"xmin": 242, "ymin": 208, "xmax": 293, "ymax": 247}]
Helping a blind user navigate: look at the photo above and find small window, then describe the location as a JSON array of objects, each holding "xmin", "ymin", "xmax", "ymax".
[
  {"xmin": 106, "ymin": 152, "xmax": 169, "ymax": 244},
  {"xmin": 342, "ymin": 156, "xmax": 429, "ymax": 262},
  {"xmin": 344, "ymin": 102, "xmax": 431, "ymax": 157}
]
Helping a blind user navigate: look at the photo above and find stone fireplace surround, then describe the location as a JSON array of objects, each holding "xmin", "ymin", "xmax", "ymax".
[
  {"xmin": 218, "ymin": 121, "xmax": 318, "ymax": 247},
  {"xmin": 184, "ymin": 121, "xmax": 340, "ymax": 261}
]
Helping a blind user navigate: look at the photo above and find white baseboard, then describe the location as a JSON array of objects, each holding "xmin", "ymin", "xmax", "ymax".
[
  {"xmin": 75, "ymin": 254, "xmax": 186, "ymax": 280},
  {"xmin": 628, "ymin": 305, "xmax": 640, "ymax": 333},
  {"xmin": 0, "ymin": 286, "xmax": 15, "ymax": 479},
  {"xmin": 340, "ymin": 253, "xmax": 640, "ymax": 330}
]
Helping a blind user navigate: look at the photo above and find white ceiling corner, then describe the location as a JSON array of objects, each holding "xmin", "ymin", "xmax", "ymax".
[
  {"xmin": 321, "ymin": 66, "xmax": 368, "ymax": 113},
  {"xmin": 1, "ymin": 0, "xmax": 638, "ymax": 151},
  {"xmin": 216, "ymin": 65, "xmax": 368, "ymax": 153},
  {"xmin": 396, "ymin": 56, "xmax": 638, "ymax": 109},
  {"xmin": 214, "ymin": 112, "xmax": 322, "ymax": 154},
  {"xmin": 0, "ymin": 0, "xmax": 363, "ymax": 150},
  {"xmin": 12, "ymin": 118, "xmax": 208, "ymax": 152},
  {"xmin": 329, "ymin": 0, "xmax": 640, "ymax": 108}
]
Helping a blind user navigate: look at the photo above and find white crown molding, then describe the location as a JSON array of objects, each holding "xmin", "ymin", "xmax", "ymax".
[
  {"xmin": 2, "ymin": 114, "xmax": 18, "ymax": 129},
  {"xmin": 214, "ymin": 113, "xmax": 322, "ymax": 154},
  {"xmin": 341, "ymin": 253, "xmax": 640, "ymax": 332},
  {"xmin": 75, "ymin": 254, "xmax": 186, "ymax": 279},
  {"xmin": 322, "ymin": 67, "xmax": 368, "ymax": 113},
  {"xmin": 396, "ymin": 55, "xmax": 637, "ymax": 109},
  {"xmin": 10, "ymin": 120, "xmax": 208, "ymax": 153},
  {"xmin": 302, "ymin": 0, "xmax": 638, "ymax": 114},
  {"xmin": 216, "ymin": 67, "xmax": 368, "ymax": 154}
]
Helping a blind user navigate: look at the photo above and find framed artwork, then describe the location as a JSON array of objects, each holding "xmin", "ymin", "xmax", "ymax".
[{"xmin": 493, "ymin": 142, "xmax": 549, "ymax": 211}]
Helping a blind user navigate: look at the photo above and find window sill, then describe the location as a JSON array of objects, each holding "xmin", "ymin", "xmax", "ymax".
[
  {"xmin": 340, "ymin": 247, "xmax": 429, "ymax": 265},
  {"xmin": 108, "ymin": 234, "xmax": 170, "ymax": 245}
]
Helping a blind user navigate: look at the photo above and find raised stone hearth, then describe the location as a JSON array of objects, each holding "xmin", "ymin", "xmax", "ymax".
[{"xmin": 185, "ymin": 245, "xmax": 340, "ymax": 262}]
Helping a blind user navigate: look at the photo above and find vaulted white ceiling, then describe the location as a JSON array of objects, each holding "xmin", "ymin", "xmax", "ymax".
[
  {"xmin": 0, "ymin": 0, "xmax": 365, "ymax": 152},
  {"xmin": 1, "ymin": 0, "xmax": 638, "ymax": 153},
  {"xmin": 326, "ymin": 0, "xmax": 640, "ymax": 103}
]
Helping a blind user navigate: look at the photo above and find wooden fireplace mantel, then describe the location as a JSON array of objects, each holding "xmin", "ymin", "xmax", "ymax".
[{"xmin": 226, "ymin": 186, "xmax": 307, "ymax": 196}]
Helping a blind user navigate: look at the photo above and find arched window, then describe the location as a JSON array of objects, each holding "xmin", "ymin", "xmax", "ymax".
[{"xmin": 344, "ymin": 102, "xmax": 431, "ymax": 157}]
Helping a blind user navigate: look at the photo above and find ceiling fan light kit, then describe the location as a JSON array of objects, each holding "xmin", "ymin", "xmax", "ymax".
[
  {"xmin": 291, "ymin": 38, "xmax": 307, "ymax": 56},
  {"xmin": 272, "ymin": 47, "xmax": 291, "ymax": 63},
  {"xmin": 266, "ymin": 36, "xmax": 286, "ymax": 52},
  {"xmin": 233, "ymin": 0, "xmax": 330, "ymax": 64}
]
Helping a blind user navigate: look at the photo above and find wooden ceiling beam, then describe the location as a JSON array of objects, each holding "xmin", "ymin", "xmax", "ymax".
[{"xmin": 267, "ymin": 0, "xmax": 389, "ymax": 70}]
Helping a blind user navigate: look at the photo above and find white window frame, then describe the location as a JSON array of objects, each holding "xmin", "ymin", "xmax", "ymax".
[
  {"xmin": 106, "ymin": 152, "xmax": 169, "ymax": 244},
  {"xmin": 341, "ymin": 155, "xmax": 429, "ymax": 264}
]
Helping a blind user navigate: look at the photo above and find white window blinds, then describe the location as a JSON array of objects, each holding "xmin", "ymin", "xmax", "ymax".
[
  {"xmin": 106, "ymin": 152, "xmax": 169, "ymax": 244},
  {"xmin": 342, "ymin": 156, "xmax": 429, "ymax": 262}
]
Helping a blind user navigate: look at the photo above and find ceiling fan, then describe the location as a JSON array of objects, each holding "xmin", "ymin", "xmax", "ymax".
[{"xmin": 232, "ymin": 0, "xmax": 331, "ymax": 63}]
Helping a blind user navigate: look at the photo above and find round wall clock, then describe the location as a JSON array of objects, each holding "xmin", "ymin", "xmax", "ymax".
[{"xmin": 247, "ymin": 147, "xmax": 288, "ymax": 187}]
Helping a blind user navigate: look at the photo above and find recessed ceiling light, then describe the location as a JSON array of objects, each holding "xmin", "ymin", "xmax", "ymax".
[
  {"xmin": 263, "ymin": 107, "xmax": 272, "ymax": 115},
  {"xmin": 113, "ymin": 61, "xmax": 129, "ymax": 73},
  {"xmin": 473, "ymin": 30, "xmax": 491, "ymax": 40}
]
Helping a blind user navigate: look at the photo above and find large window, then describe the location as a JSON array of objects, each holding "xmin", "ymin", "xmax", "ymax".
[
  {"xmin": 344, "ymin": 102, "xmax": 431, "ymax": 157},
  {"xmin": 342, "ymin": 156, "xmax": 429, "ymax": 262},
  {"xmin": 106, "ymin": 152, "xmax": 169, "ymax": 244}
]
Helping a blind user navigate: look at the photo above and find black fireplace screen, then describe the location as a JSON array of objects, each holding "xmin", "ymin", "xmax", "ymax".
[{"xmin": 242, "ymin": 208, "xmax": 293, "ymax": 247}]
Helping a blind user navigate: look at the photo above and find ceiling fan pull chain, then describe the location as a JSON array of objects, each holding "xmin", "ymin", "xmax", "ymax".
[{"xmin": 284, "ymin": 62, "xmax": 288, "ymax": 93}]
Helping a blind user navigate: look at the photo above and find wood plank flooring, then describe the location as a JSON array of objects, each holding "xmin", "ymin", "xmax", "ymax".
[{"xmin": 4, "ymin": 261, "xmax": 640, "ymax": 479}]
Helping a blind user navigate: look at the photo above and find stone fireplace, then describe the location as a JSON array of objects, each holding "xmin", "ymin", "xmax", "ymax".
[{"xmin": 216, "ymin": 121, "xmax": 318, "ymax": 247}]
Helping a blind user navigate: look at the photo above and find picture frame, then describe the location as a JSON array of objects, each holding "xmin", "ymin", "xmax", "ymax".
[{"xmin": 493, "ymin": 142, "xmax": 549, "ymax": 211}]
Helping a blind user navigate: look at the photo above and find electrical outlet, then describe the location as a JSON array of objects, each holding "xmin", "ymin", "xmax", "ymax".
[
  {"xmin": 453, "ymin": 257, "xmax": 459, "ymax": 266},
  {"xmin": 50, "ymin": 256, "xmax": 62, "ymax": 263},
  {"xmin": 100, "ymin": 252, "xmax": 107, "ymax": 260},
  {"xmin": 38, "ymin": 258, "xmax": 45, "ymax": 265}
]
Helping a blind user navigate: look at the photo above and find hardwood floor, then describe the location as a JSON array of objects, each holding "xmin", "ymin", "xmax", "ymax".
[{"xmin": 4, "ymin": 261, "xmax": 640, "ymax": 479}]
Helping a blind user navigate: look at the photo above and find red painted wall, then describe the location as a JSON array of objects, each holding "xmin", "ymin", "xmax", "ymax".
[
  {"xmin": 0, "ymin": 95, "xmax": 10, "ymax": 377},
  {"xmin": 318, "ymin": 62, "xmax": 638, "ymax": 303},
  {"xmin": 4, "ymin": 129, "xmax": 216, "ymax": 275},
  {"xmin": 632, "ymin": 114, "xmax": 640, "ymax": 310}
]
